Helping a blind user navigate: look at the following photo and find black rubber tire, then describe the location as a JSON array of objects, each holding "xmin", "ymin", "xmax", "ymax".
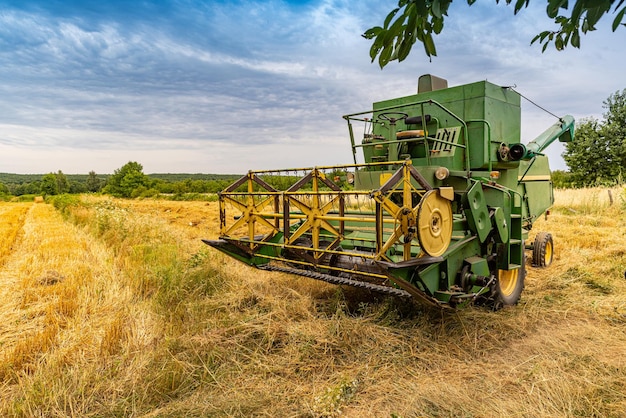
[
  {"xmin": 476, "ymin": 250, "xmax": 526, "ymax": 310},
  {"xmin": 487, "ymin": 250, "xmax": 526, "ymax": 310},
  {"xmin": 532, "ymin": 232, "xmax": 554, "ymax": 267}
]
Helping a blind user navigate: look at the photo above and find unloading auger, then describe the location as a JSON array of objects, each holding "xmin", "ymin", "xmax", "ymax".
[{"xmin": 204, "ymin": 75, "xmax": 574, "ymax": 309}]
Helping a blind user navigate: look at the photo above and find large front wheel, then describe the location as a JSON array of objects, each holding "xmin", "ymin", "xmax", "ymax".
[
  {"xmin": 482, "ymin": 247, "xmax": 526, "ymax": 309},
  {"xmin": 495, "ymin": 263, "xmax": 525, "ymax": 307},
  {"xmin": 476, "ymin": 252, "xmax": 525, "ymax": 310}
]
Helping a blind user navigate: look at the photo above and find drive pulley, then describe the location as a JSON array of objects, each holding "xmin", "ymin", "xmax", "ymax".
[
  {"xmin": 377, "ymin": 187, "xmax": 453, "ymax": 260},
  {"xmin": 417, "ymin": 190, "xmax": 453, "ymax": 257}
]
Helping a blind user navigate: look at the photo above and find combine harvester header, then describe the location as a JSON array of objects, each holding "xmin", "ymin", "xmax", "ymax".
[{"xmin": 204, "ymin": 75, "xmax": 574, "ymax": 309}]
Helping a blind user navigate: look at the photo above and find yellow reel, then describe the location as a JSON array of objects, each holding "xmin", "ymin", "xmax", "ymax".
[{"xmin": 417, "ymin": 190, "xmax": 453, "ymax": 257}]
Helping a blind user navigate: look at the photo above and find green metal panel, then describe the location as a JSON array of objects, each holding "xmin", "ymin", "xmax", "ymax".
[
  {"xmin": 518, "ymin": 155, "xmax": 554, "ymax": 227},
  {"xmin": 492, "ymin": 207, "xmax": 509, "ymax": 243},
  {"xmin": 372, "ymin": 80, "xmax": 521, "ymax": 171},
  {"xmin": 463, "ymin": 181, "xmax": 491, "ymax": 243},
  {"xmin": 464, "ymin": 256, "xmax": 490, "ymax": 277}
]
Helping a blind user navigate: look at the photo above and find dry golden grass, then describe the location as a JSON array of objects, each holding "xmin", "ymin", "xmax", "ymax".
[
  {"xmin": 0, "ymin": 202, "xmax": 160, "ymax": 416},
  {"xmin": 553, "ymin": 186, "xmax": 623, "ymax": 209},
  {"xmin": 0, "ymin": 203, "xmax": 30, "ymax": 265},
  {"xmin": 0, "ymin": 189, "xmax": 624, "ymax": 417}
]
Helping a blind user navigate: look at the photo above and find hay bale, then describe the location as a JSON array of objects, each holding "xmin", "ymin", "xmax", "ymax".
[{"xmin": 34, "ymin": 196, "xmax": 44, "ymax": 203}]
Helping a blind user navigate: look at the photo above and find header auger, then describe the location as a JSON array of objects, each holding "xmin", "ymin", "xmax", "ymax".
[{"xmin": 204, "ymin": 75, "xmax": 574, "ymax": 309}]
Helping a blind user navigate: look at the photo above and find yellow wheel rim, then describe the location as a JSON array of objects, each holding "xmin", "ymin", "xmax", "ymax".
[
  {"xmin": 498, "ymin": 269, "xmax": 519, "ymax": 297},
  {"xmin": 417, "ymin": 190, "xmax": 453, "ymax": 257},
  {"xmin": 544, "ymin": 240, "xmax": 553, "ymax": 265}
]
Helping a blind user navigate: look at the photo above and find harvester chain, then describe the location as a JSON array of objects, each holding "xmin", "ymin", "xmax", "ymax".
[{"xmin": 259, "ymin": 264, "xmax": 412, "ymax": 299}]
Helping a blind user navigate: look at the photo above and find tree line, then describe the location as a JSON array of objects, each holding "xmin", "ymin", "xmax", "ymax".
[
  {"xmin": 0, "ymin": 162, "xmax": 354, "ymax": 200},
  {"xmin": 562, "ymin": 88, "xmax": 626, "ymax": 187},
  {"xmin": 0, "ymin": 165, "xmax": 240, "ymax": 199}
]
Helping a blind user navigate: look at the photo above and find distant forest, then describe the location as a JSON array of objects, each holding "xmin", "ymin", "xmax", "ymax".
[
  {"xmin": 0, "ymin": 167, "xmax": 584, "ymax": 200},
  {"xmin": 0, "ymin": 171, "xmax": 241, "ymax": 199}
]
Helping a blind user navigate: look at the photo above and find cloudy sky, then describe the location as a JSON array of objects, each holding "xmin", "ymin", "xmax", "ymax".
[{"xmin": 0, "ymin": 0, "xmax": 624, "ymax": 174}]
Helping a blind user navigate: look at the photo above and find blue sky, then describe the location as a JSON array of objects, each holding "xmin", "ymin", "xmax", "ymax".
[{"xmin": 0, "ymin": 0, "xmax": 624, "ymax": 174}]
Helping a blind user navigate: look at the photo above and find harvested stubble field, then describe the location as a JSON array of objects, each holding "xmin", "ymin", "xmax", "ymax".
[{"xmin": 0, "ymin": 188, "xmax": 625, "ymax": 417}]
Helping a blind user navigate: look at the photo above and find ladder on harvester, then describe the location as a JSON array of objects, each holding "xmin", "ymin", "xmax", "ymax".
[{"xmin": 508, "ymin": 194, "xmax": 524, "ymax": 269}]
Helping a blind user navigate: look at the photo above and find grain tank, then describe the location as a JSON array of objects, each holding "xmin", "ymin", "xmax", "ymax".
[{"xmin": 204, "ymin": 75, "xmax": 574, "ymax": 308}]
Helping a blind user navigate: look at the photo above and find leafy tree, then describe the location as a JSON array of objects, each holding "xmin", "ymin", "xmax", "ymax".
[
  {"xmin": 41, "ymin": 173, "xmax": 59, "ymax": 196},
  {"xmin": 550, "ymin": 170, "xmax": 574, "ymax": 188},
  {"xmin": 69, "ymin": 181, "xmax": 88, "ymax": 194},
  {"xmin": 86, "ymin": 170, "xmax": 103, "ymax": 192},
  {"xmin": 603, "ymin": 88, "xmax": 626, "ymax": 171},
  {"xmin": 11, "ymin": 181, "xmax": 41, "ymax": 196},
  {"xmin": 364, "ymin": 0, "xmax": 626, "ymax": 68},
  {"xmin": 103, "ymin": 161, "xmax": 148, "ymax": 198},
  {"xmin": 563, "ymin": 89, "xmax": 626, "ymax": 186},
  {"xmin": 56, "ymin": 170, "xmax": 69, "ymax": 194}
]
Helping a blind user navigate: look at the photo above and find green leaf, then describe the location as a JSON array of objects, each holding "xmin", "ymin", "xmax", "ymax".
[
  {"xmin": 362, "ymin": 26, "xmax": 383, "ymax": 39},
  {"xmin": 369, "ymin": 31, "xmax": 386, "ymax": 60},
  {"xmin": 586, "ymin": 2, "xmax": 610, "ymax": 29},
  {"xmin": 423, "ymin": 32, "xmax": 437, "ymax": 57},
  {"xmin": 389, "ymin": 12, "xmax": 408, "ymax": 34},
  {"xmin": 406, "ymin": 5, "xmax": 418, "ymax": 34},
  {"xmin": 532, "ymin": 30, "xmax": 551, "ymax": 45},
  {"xmin": 397, "ymin": 37, "xmax": 414, "ymax": 62},
  {"xmin": 381, "ymin": 14, "xmax": 403, "ymax": 48},
  {"xmin": 369, "ymin": 37, "xmax": 383, "ymax": 61},
  {"xmin": 613, "ymin": 7, "xmax": 626, "ymax": 31},
  {"xmin": 440, "ymin": 0, "xmax": 452, "ymax": 16},
  {"xmin": 514, "ymin": 0, "xmax": 528, "ymax": 15},
  {"xmin": 415, "ymin": 0, "xmax": 428, "ymax": 15},
  {"xmin": 555, "ymin": 34, "xmax": 564, "ymax": 50},
  {"xmin": 547, "ymin": 0, "xmax": 567, "ymax": 19},
  {"xmin": 432, "ymin": 0, "xmax": 442, "ymax": 18},
  {"xmin": 571, "ymin": 29, "xmax": 581, "ymax": 47},
  {"xmin": 571, "ymin": 0, "xmax": 584, "ymax": 22},
  {"xmin": 379, "ymin": 43, "xmax": 394, "ymax": 68},
  {"xmin": 531, "ymin": 33, "xmax": 541, "ymax": 45},
  {"xmin": 433, "ymin": 16, "xmax": 444, "ymax": 34},
  {"xmin": 582, "ymin": 18, "xmax": 589, "ymax": 32},
  {"xmin": 384, "ymin": 8, "xmax": 400, "ymax": 29}
]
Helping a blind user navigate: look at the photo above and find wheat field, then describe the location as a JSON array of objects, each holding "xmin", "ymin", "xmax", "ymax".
[{"xmin": 0, "ymin": 188, "xmax": 624, "ymax": 417}]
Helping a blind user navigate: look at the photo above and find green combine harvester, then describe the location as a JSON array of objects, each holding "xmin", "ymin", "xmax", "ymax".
[{"xmin": 204, "ymin": 75, "xmax": 574, "ymax": 309}]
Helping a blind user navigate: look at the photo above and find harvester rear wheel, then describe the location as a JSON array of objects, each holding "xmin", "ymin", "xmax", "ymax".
[{"xmin": 532, "ymin": 232, "xmax": 553, "ymax": 267}]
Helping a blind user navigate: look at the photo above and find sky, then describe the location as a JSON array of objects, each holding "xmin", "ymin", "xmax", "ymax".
[{"xmin": 0, "ymin": 0, "xmax": 624, "ymax": 175}]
